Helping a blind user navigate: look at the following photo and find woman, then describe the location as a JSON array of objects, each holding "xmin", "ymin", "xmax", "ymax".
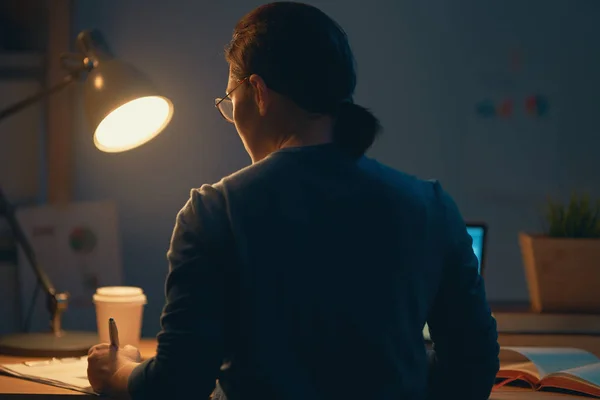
[{"xmin": 87, "ymin": 2, "xmax": 500, "ymax": 399}]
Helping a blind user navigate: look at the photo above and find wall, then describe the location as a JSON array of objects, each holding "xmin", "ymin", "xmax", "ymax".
[
  {"xmin": 0, "ymin": 53, "xmax": 43, "ymax": 204},
  {"xmin": 0, "ymin": 53, "xmax": 44, "ymax": 334},
  {"xmin": 73, "ymin": 0, "xmax": 600, "ymax": 336}
]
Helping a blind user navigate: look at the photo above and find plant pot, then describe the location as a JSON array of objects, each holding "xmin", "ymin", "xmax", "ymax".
[{"xmin": 519, "ymin": 233, "xmax": 600, "ymax": 313}]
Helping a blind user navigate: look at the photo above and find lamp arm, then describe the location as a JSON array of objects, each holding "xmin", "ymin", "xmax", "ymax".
[
  {"xmin": 0, "ymin": 69, "xmax": 81, "ymax": 331},
  {"xmin": 0, "ymin": 70, "xmax": 83, "ymax": 330},
  {"xmin": 0, "ymin": 187, "xmax": 57, "ymax": 295},
  {"xmin": 0, "ymin": 72, "xmax": 78, "ymax": 122},
  {"xmin": 0, "ymin": 188, "xmax": 71, "ymax": 335}
]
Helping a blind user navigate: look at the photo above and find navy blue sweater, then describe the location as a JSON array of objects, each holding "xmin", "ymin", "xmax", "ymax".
[{"xmin": 128, "ymin": 144, "xmax": 499, "ymax": 400}]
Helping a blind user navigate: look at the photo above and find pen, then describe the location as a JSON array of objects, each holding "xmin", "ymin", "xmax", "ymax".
[{"xmin": 109, "ymin": 318, "xmax": 120, "ymax": 349}]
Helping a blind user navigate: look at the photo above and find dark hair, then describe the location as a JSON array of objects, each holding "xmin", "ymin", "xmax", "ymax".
[{"xmin": 225, "ymin": 2, "xmax": 381, "ymax": 158}]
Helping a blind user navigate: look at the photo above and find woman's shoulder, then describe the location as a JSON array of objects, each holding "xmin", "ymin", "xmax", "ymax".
[
  {"xmin": 216, "ymin": 153, "xmax": 290, "ymax": 192},
  {"xmin": 357, "ymin": 156, "xmax": 441, "ymax": 198}
]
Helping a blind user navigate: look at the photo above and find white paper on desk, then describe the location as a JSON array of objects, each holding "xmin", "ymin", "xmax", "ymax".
[{"xmin": 0, "ymin": 356, "xmax": 96, "ymax": 395}]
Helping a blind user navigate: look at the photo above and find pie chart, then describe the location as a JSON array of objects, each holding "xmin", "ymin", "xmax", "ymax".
[{"xmin": 525, "ymin": 94, "xmax": 549, "ymax": 117}]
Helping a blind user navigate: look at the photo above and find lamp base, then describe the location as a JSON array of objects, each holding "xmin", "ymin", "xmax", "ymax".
[{"xmin": 0, "ymin": 331, "xmax": 99, "ymax": 358}]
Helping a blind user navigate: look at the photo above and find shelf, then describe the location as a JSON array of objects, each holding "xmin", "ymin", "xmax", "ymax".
[{"xmin": 490, "ymin": 302, "xmax": 600, "ymax": 335}]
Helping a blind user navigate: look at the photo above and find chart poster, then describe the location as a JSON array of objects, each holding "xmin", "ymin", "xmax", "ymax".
[{"xmin": 15, "ymin": 201, "xmax": 123, "ymax": 332}]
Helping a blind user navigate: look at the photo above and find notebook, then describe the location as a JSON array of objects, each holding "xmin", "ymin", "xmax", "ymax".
[
  {"xmin": 496, "ymin": 346, "xmax": 600, "ymax": 398},
  {"xmin": 0, "ymin": 356, "xmax": 96, "ymax": 395}
]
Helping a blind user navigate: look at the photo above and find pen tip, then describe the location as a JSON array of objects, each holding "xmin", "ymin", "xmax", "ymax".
[{"xmin": 109, "ymin": 318, "xmax": 114, "ymax": 322}]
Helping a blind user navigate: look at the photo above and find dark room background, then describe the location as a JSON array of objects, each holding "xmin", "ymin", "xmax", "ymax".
[{"xmin": 1, "ymin": 0, "xmax": 599, "ymax": 336}]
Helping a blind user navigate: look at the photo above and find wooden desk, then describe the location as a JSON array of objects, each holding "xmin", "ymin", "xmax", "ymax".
[{"xmin": 1, "ymin": 334, "xmax": 599, "ymax": 399}]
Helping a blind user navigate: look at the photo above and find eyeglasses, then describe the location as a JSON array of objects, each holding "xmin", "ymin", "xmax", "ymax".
[{"xmin": 214, "ymin": 77, "xmax": 248, "ymax": 123}]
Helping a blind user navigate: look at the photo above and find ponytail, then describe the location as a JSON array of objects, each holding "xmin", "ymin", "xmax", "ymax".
[{"xmin": 332, "ymin": 102, "xmax": 382, "ymax": 159}]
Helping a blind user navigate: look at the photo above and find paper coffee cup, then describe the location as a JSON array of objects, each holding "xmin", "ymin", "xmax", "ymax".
[{"xmin": 93, "ymin": 286, "xmax": 147, "ymax": 348}]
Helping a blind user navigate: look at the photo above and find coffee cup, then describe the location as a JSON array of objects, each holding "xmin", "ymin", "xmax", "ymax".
[{"xmin": 93, "ymin": 286, "xmax": 147, "ymax": 348}]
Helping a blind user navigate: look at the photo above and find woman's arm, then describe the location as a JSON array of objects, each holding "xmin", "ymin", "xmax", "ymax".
[
  {"xmin": 128, "ymin": 185, "xmax": 233, "ymax": 400},
  {"xmin": 426, "ymin": 182, "xmax": 500, "ymax": 400}
]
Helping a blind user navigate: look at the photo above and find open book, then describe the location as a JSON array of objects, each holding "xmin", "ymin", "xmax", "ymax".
[
  {"xmin": 497, "ymin": 347, "xmax": 600, "ymax": 398},
  {"xmin": 0, "ymin": 356, "xmax": 96, "ymax": 395}
]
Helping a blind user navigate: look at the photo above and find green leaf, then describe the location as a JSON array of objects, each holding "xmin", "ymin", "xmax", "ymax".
[{"xmin": 544, "ymin": 193, "xmax": 600, "ymax": 238}]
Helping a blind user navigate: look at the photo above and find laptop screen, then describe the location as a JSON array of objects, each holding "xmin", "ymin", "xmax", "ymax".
[{"xmin": 466, "ymin": 225, "xmax": 485, "ymax": 274}]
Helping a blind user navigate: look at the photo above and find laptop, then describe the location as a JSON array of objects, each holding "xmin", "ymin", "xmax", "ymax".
[
  {"xmin": 422, "ymin": 222, "xmax": 488, "ymax": 341},
  {"xmin": 466, "ymin": 223, "xmax": 487, "ymax": 276}
]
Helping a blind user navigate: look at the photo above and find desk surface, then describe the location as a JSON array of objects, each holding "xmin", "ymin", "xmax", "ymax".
[{"xmin": 1, "ymin": 334, "xmax": 600, "ymax": 399}]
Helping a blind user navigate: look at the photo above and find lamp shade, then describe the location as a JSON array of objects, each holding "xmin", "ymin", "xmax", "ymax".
[{"xmin": 84, "ymin": 59, "xmax": 174, "ymax": 153}]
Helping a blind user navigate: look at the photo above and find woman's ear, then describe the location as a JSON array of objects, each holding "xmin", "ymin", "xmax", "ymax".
[{"xmin": 248, "ymin": 74, "xmax": 270, "ymax": 116}]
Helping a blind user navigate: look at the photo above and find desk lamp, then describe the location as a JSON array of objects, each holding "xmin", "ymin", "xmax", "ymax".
[{"xmin": 0, "ymin": 30, "xmax": 174, "ymax": 357}]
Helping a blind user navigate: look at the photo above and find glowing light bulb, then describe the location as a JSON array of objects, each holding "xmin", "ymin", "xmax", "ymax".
[{"xmin": 93, "ymin": 96, "xmax": 173, "ymax": 152}]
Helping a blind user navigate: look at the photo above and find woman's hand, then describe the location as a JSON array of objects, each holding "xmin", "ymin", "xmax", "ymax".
[{"xmin": 87, "ymin": 343, "xmax": 141, "ymax": 397}]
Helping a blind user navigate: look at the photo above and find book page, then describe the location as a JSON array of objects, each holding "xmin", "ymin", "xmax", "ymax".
[
  {"xmin": 540, "ymin": 363, "xmax": 600, "ymax": 398},
  {"xmin": 546, "ymin": 362, "xmax": 600, "ymax": 387},
  {"xmin": 502, "ymin": 347, "xmax": 600, "ymax": 378},
  {"xmin": 497, "ymin": 361, "xmax": 543, "ymax": 386}
]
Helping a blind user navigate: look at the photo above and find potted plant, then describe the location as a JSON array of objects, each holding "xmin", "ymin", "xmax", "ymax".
[{"xmin": 519, "ymin": 193, "xmax": 600, "ymax": 313}]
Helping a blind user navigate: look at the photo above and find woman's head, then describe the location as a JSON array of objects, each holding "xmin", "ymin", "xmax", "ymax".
[{"xmin": 222, "ymin": 1, "xmax": 381, "ymax": 160}]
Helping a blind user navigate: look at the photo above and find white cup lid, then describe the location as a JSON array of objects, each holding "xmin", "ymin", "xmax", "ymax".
[{"xmin": 93, "ymin": 286, "xmax": 147, "ymax": 304}]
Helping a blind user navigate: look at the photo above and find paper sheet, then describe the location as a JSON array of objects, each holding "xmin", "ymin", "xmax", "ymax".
[{"xmin": 0, "ymin": 356, "xmax": 96, "ymax": 395}]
